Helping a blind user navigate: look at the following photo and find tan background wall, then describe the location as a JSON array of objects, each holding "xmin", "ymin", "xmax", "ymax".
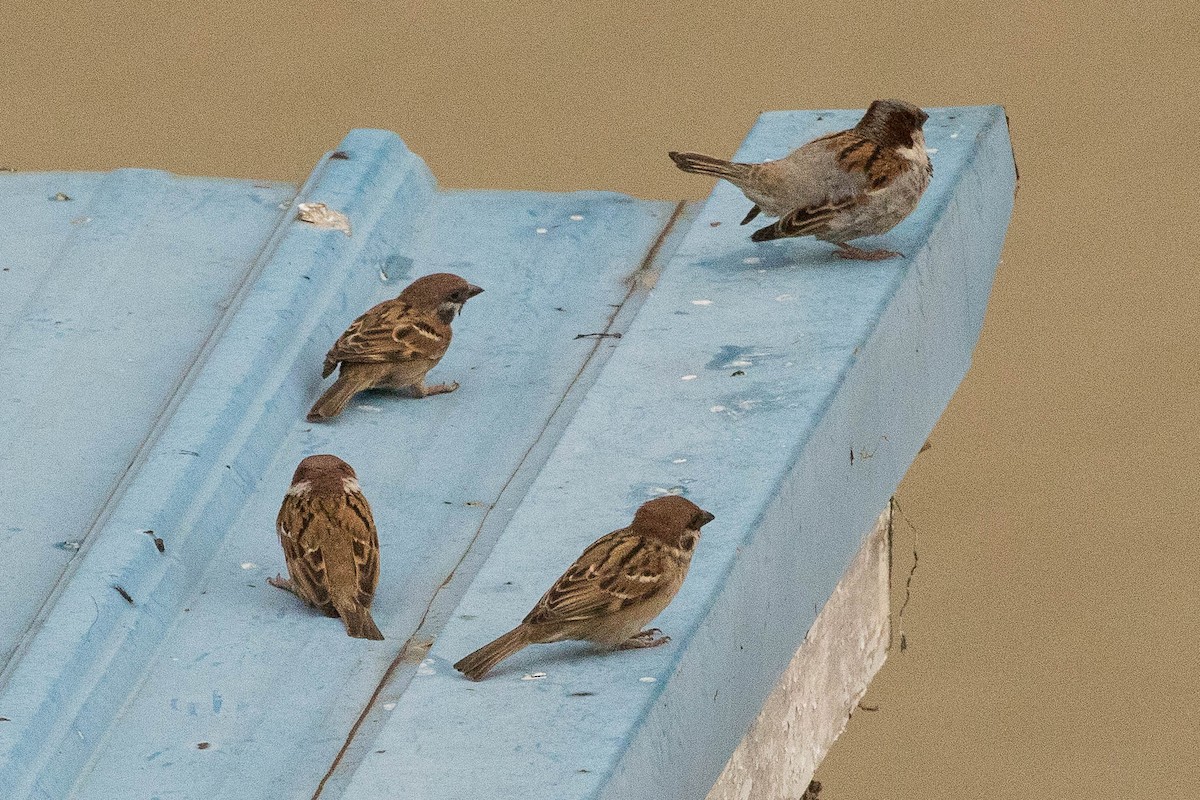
[{"xmin": 2, "ymin": 3, "xmax": 1195, "ymax": 797}]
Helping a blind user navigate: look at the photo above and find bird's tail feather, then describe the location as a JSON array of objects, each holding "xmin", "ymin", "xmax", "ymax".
[
  {"xmin": 454, "ymin": 626, "xmax": 533, "ymax": 681},
  {"xmin": 668, "ymin": 151, "xmax": 752, "ymax": 181},
  {"xmin": 307, "ymin": 375, "xmax": 360, "ymax": 421},
  {"xmin": 337, "ymin": 601, "xmax": 384, "ymax": 640}
]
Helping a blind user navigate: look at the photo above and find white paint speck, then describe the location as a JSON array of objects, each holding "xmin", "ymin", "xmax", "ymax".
[
  {"xmin": 417, "ymin": 659, "xmax": 436, "ymax": 676},
  {"xmin": 383, "ymin": 702, "xmax": 397, "ymax": 711},
  {"xmin": 742, "ymin": 257, "xmax": 761, "ymax": 265},
  {"xmin": 569, "ymin": 214, "xmax": 584, "ymax": 221},
  {"xmin": 639, "ymin": 677, "xmax": 656, "ymax": 683},
  {"xmin": 522, "ymin": 672, "xmax": 548, "ymax": 681},
  {"xmin": 775, "ymin": 294, "xmax": 794, "ymax": 302},
  {"xmin": 757, "ymin": 269, "xmax": 768, "ymax": 274},
  {"xmin": 681, "ymin": 375, "xmax": 697, "ymax": 381},
  {"xmin": 710, "ymin": 405, "xmax": 727, "ymax": 413},
  {"xmin": 950, "ymin": 132, "xmax": 959, "ymax": 139},
  {"xmin": 672, "ymin": 458, "xmax": 687, "ymax": 464},
  {"xmin": 730, "ymin": 360, "xmax": 752, "ymax": 367},
  {"xmin": 356, "ymin": 404, "xmax": 382, "ymax": 412},
  {"xmin": 535, "ymin": 227, "xmax": 548, "ymax": 234},
  {"xmin": 240, "ymin": 562, "xmax": 257, "ymax": 570},
  {"xmin": 927, "ymin": 148, "xmax": 939, "ymax": 154},
  {"xmin": 691, "ymin": 299, "xmax": 713, "ymax": 306}
]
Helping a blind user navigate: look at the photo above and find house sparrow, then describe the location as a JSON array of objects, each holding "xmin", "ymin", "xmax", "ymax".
[
  {"xmin": 268, "ymin": 454, "xmax": 383, "ymax": 640},
  {"xmin": 306, "ymin": 272, "xmax": 484, "ymax": 421},
  {"xmin": 669, "ymin": 99, "xmax": 932, "ymax": 260},
  {"xmin": 453, "ymin": 495, "xmax": 715, "ymax": 680}
]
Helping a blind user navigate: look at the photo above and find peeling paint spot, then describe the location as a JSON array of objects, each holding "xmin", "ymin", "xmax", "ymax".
[
  {"xmin": 535, "ymin": 227, "xmax": 548, "ymax": 234},
  {"xmin": 681, "ymin": 375, "xmax": 697, "ymax": 381},
  {"xmin": 569, "ymin": 214, "xmax": 584, "ymax": 221},
  {"xmin": 691, "ymin": 299, "xmax": 713, "ymax": 306},
  {"xmin": 383, "ymin": 702, "xmax": 397, "ymax": 711},
  {"xmin": 522, "ymin": 672, "xmax": 548, "ymax": 681},
  {"xmin": 639, "ymin": 676, "xmax": 656, "ymax": 683},
  {"xmin": 296, "ymin": 202, "xmax": 351, "ymax": 236},
  {"xmin": 240, "ymin": 562, "xmax": 256, "ymax": 570}
]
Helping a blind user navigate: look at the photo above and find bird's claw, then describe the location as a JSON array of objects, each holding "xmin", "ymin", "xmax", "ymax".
[
  {"xmin": 423, "ymin": 381, "xmax": 459, "ymax": 397},
  {"xmin": 618, "ymin": 629, "xmax": 671, "ymax": 650},
  {"xmin": 267, "ymin": 574, "xmax": 295, "ymax": 593}
]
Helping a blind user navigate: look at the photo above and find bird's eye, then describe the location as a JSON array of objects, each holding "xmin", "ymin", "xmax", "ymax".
[
  {"xmin": 680, "ymin": 533, "xmax": 697, "ymax": 552},
  {"xmin": 450, "ymin": 291, "xmax": 462, "ymax": 301}
]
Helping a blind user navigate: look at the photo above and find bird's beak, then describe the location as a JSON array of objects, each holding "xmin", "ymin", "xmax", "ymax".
[
  {"xmin": 467, "ymin": 284, "xmax": 484, "ymax": 298},
  {"xmin": 699, "ymin": 511, "xmax": 716, "ymax": 527}
]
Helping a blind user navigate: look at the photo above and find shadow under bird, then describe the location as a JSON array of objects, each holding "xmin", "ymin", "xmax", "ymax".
[
  {"xmin": 307, "ymin": 272, "xmax": 484, "ymax": 421},
  {"xmin": 269, "ymin": 454, "xmax": 384, "ymax": 640},
  {"xmin": 669, "ymin": 98, "xmax": 932, "ymax": 260},
  {"xmin": 454, "ymin": 495, "xmax": 715, "ymax": 680}
]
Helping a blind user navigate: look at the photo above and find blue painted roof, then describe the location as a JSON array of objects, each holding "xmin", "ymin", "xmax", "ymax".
[{"xmin": 0, "ymin": 108, "xmax": 1015, "ymax": 799}]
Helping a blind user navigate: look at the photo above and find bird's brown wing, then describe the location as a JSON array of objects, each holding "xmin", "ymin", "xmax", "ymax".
[
  {"xmin": 345, "ymin": 488, "xmax": 380, "ymax": 605},
  {"xmin": 753, "ymin": 195, "xmax": 861, "ymax": 241},
  {"xmin": 523, "ymin": 530, "xmax": 676, "ymax": 626},
  {"xmin": 276, "ymin": 496, "xmax": 333, "ymax": 610},
  {"xmin": 322, "ymin": 300, "xmax": 450, "ymax": 377}
]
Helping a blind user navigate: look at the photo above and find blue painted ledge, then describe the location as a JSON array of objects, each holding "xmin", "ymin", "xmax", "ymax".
[{"xmin": 0, "ymin": 107, "xmax": 1015, "ymax": 799}]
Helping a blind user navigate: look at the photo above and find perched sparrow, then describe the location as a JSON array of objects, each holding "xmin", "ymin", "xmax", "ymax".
[
  {"xmin": 454, "ymin": 495, "xmax": 715, "ymax": 680},
  {"xmin": 669, "ymin": 99, "xmax": 932, "ymax": 260},
  {"xmin": 307, "ymin": 272, "xmax": 484, "ymax": 421},
  {"xmin": 268, "ymin": 454, "xmax": 383, "ymax": 640}
]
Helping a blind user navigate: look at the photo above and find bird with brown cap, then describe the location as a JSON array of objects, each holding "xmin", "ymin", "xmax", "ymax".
[{"xmin": 454, "ymin": 495, "xmax": 715, "ymax": 680}]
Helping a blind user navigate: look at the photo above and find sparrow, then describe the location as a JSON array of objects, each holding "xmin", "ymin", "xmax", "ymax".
[
  {"xmin": 306, "ymin": 272, "xmax": 484, "ymax": 421},
  {"xmin": 268, "ymin": 454, "xmax": 384, "ymax": 640},
  {"xmin": 453, "ymin": 495, "xmax": 715, "ymax": 680},
  {"xmin": 669, "ymin": 99, "xmax": 932, "ymax": 260}
]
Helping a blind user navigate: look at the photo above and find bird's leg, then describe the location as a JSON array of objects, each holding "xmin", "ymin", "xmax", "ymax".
[
  {"xmin": 833, "ymin": 243, "xmax": 903, "ymax": 261},
  {"xmin": 618, "ymin": 628, "xmax": 671, "ymax": 650},
  {"xmin": 267, "ymin": 574, "xmax": 297, "ymax": 594},
  {"xmin": 412, "ymin": 379, "xmax": 460, "ymax": 397}
]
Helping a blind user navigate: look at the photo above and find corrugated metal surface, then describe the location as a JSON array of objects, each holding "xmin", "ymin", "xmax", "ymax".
[{"xmin": 0, "ymin": 108, "xmax": 1015, "ymax": 799}]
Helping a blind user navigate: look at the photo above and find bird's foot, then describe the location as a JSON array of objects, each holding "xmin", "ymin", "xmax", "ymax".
[
  {"xmin": 267, "ymin": 574, "xmax": 297, "ymax": 594},
  {"xmin": 418, "ymin": 380, "xmax": 459, "ymax": 397},
  {"xmin": 833, "ymin": 244, "xmax": 903, "ymax": 261},
  {"xmin": 618, "ymin": 628, "xmax": 671, "ymax": 650}
]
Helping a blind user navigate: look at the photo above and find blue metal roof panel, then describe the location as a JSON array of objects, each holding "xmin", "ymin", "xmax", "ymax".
[
  {"xmin": 0, "ymin": 169, "xmax": 294, "ymax": 670},
  {"xmin": 0, "ymin": 108, "xmax": 1015, "ymax": 799}
]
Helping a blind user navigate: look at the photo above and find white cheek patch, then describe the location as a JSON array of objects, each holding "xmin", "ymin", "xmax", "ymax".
[
  {"xmin": 286, "ymin": 480, "xmax": 311, "ymax": 497},
  {"xmin": 342, "ymin": 477, "xmax": 361, "ymax": 494},
  {"xmin": 895, "ymin": 132, "xmax": 930, "ymax": 165}
]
